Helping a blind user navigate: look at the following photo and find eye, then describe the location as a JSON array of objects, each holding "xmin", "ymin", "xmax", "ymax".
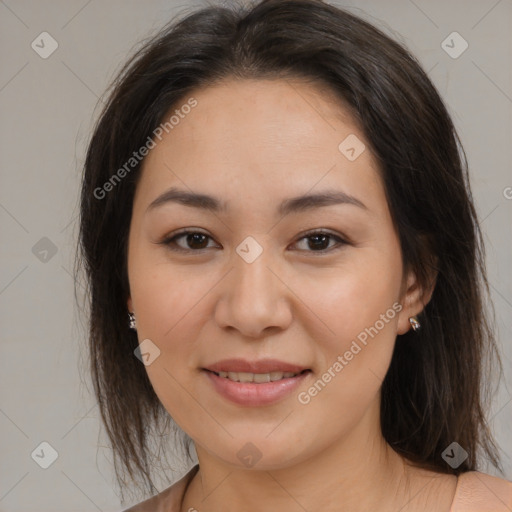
[
  {"xmin": 159, "ymin": 229, "xmax": 348, "ymax": 254},
  {"xmin": 161, "ymin": 229, "xmax": 218, "ymax": 253},
  {"xmin": 292, "ymin": 230, "xmax": 347, "ymax": 253}
]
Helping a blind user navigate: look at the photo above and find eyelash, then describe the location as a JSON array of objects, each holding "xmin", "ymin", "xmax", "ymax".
[{"xmin": 159, "ymin": 228, "xmax": 349, "ymax": 255}]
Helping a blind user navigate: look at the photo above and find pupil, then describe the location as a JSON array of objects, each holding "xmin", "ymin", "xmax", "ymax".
[
  {"xmin": 188, "ymin": 233, "xmax": 207, "ymax": 249},
  {"xmin": 309, "ymin": 235, "xmax": 328, "ymax": 250}
]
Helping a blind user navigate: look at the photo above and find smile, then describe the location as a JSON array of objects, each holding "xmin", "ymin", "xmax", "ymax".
[
  {"xmin": 203, "ymin": 369, "xmax": 312, "ymax": 406},
  {"xmin": 211, "ymin": 370, "xmax": 307, "ymax": 383}
]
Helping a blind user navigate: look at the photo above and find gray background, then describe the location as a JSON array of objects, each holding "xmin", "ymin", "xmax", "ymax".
[{"xmin": 0, "ymin": 0, "xmax": 511, "ymax": 510}]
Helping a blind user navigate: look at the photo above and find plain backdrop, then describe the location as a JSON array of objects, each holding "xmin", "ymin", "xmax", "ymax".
[{"xmin": 0, "ymin": 0, "xmax": 511, "ymax": 510}]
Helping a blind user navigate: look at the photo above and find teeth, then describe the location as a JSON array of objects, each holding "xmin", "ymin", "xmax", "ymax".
[{"xmin": 216, "ymin": 371, "xmax": 301, "ymax": 383}]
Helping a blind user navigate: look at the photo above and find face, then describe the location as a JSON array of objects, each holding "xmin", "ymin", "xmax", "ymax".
[{"xmin": 126, "ymin": 78, "xmax": 425, "ymax": 470}]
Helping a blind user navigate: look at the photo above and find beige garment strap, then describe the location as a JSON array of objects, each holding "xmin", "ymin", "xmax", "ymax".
[{"xmin": 450, "ymin": 471, "xmax": 512, "ymax": 511}]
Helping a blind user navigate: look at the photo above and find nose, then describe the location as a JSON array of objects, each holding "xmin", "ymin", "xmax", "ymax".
[{"xmin": 214, "ymin": 248, "xmax": 293, "ymax": 339}]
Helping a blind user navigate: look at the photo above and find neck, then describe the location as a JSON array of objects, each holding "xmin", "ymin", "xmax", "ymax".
[{"xmin": 181, "ymin": 400, "xmax": 422, "ymax": 512}]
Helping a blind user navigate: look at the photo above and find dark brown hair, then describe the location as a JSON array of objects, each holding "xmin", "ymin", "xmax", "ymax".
[{"xmin": 76, "ymin": 0, "xmax": 503, "ymax": 502}]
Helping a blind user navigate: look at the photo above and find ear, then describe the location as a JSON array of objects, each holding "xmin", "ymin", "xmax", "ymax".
[
  {"xmin": 396, "ymin": 262, "xmax": 438, "ymax": 335},
  {"xmin": 127, "ymin": 296, "xmax": 133, "ymax": 313}
]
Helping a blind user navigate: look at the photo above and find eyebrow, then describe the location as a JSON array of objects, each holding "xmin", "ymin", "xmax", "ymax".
[{"xmin": 146, "ymin": 187, "xmax": 368, "ymax": 216}]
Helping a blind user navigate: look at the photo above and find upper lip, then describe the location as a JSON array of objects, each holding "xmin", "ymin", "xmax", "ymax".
[{"xmin": 204, "ymin": 359, "xmax": 310, "ymax": 374}]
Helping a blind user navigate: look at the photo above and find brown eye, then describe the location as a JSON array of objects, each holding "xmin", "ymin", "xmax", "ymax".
[
  {"xmin": 293, "ymin": 231, "xmax": 346, "ymax": 253},
  {"xmin": 161, "ymin": 230, "xmax": 217, "ymax": 252}
]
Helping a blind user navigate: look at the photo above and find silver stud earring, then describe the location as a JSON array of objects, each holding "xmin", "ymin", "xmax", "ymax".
[
  {"xmin": 409, "ymin": 316, "xmax": 421, "ymax": 332},
  {"xmin": 128, "ymin": 312, "xmax": 137, "ymax": 330}
]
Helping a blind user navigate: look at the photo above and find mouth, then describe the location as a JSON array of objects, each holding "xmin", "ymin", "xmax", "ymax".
[
  {"xmin": 203, "ymin": 358, "xmax": 310, "ymax": 375},
  {"xmin": 204, "ymin": 369, "xmax": 311, "ymax": 383},
  {"xmin": 201, "ymin": 360, "xmax": 312, "ymax": 406}
]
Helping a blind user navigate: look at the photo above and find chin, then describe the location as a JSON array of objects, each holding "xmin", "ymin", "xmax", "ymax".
[{"xmin": 197, "ymin": 433, "xmax": 316, "ymax": 472}]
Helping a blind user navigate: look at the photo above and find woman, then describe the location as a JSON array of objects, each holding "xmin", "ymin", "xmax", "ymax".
[{"xmin": 76, "ymin": 0, "xmax": 512, "ymax": 510}]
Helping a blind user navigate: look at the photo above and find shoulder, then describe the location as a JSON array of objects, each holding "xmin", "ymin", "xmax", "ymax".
[
  {"xmin": 450, "ymin": 471, "xmax": 512, "ymax": 511},
  {"xmin": 121, "ymin": 465, "xmax": 199, "ymax": 512}
]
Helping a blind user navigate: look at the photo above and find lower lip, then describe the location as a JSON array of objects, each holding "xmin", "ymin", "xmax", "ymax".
[{"xmin": 203, "ymin": 370, "xmax": 311, "ymax": 406}]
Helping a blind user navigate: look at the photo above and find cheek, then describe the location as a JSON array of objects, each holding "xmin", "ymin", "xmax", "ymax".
[
  {"xmin": 297, "ymin": 249, "xmax": 401, "ymax": 413},
  {"xmin": 293, "ymin": 275, "xmax": 400, "ymax": 440},
  {"xmin": 135, "ymin": 281, "xmax": 205, "ymax": 435},
  {"xmin": 128, "ymin": 260, "xmax": 207, "ymax": 407},
  {"xmin": 302, "ymin": 254, "xmax": 401, "ymax": 349},
  {"xmin": 130, "ymin": 255, "xmax": 212, "ymax": 341}
]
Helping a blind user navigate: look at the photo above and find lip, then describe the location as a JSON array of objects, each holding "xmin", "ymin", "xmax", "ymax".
[
  {"xmin": 203, "ymin": 368, "xmax": 312, "ymax": 406},
  {"xmin": 204, "ymin": 358, "xmax": 309, "ymax": 374}
]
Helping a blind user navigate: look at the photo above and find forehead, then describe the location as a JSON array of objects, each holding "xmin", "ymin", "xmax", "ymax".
[
  {"xmin": 167, "ymin": 77, "xmax": 362, "ymax": 151},
  {"xmin": 135, "ymin": 78, "xmax": 384, "ymax": 214}
]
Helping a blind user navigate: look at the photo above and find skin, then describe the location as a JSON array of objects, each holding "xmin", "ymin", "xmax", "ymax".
[{"xmin": 126, "ymin": 78, "xmax": 457, "ymax": 511}]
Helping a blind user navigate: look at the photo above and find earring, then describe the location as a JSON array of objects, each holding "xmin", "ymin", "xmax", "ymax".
[
  {"xmin": 128, "ymin": 312, "xmax": 137, "ymax": 330},
  {"xmin": 409, "ymin": 316, "xmax": 421, "ymax": 332}
]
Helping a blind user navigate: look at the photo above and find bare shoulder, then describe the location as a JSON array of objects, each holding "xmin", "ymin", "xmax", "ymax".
[
  {"xmin": 450, "ymin": 471, "xmax": 512, "ymax": 511},
  {"xmin": 402, "ymin": 465, "xmax": 512, "ymax": 512}
]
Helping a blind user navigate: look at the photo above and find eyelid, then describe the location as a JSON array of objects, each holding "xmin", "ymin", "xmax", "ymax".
[{"xmin": 296, "ymin": 227, "xmax": 347, "ymax": 242}]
